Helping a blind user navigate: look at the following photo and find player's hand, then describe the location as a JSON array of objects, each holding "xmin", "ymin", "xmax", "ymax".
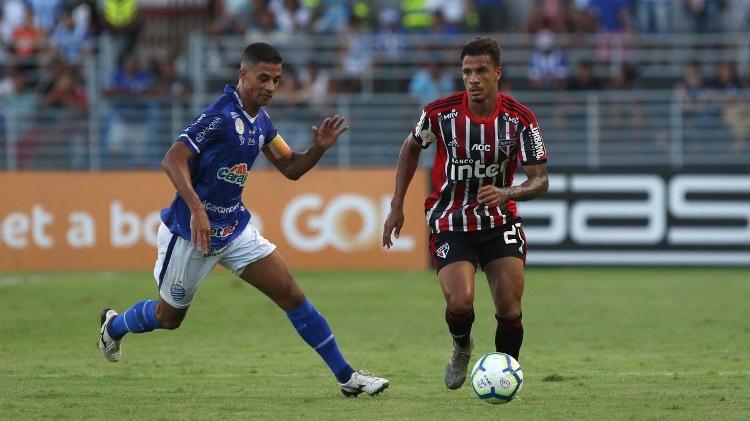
[
  {"xmin": 382, "ymin": 207, "xmax": 405, "ymax": 249},
  {"xmin": 477, "ymin": 185, "xmax": 511, "ymax": 208},
  {"xmin": 311, "ymin": 115, "xmax": 349, "ymax": 151},
  {"xmin": 190, "ymin": 208, "xmax": 211, "ymax": 255}
]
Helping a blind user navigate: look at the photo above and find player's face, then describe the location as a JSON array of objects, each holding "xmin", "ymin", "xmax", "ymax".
[
  {"xmin": 462, "ymin": 55, "xmax": 501, "ymax": 103},
  {"xmin": 239, "ymin": 62, "xmax": 282, "ymax": 108}
]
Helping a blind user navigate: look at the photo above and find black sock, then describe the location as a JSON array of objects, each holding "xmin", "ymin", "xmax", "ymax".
[
  {"xmin": 446, "ymin": 308, "xmax": 475, "ymax": 348},
  {"xmin": 495, "ymin": 312, "xmax": 523, "ymax": 361}
]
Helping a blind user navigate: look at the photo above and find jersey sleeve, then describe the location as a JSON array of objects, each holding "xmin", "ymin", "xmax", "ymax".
[
  {"xmin": 259, "ymin": 109, "xmax": 278, "ymax": 149},
  {"xmin": 411, "ymin": 107, "xmax": 437, "ymax": 149},
  {"xmin": 519, "ymin": 112, "xmax": 548, "ymax": 165},
  {"xmin": 176, "ymin": 112, "xmax": 226, "ymax": 155}
]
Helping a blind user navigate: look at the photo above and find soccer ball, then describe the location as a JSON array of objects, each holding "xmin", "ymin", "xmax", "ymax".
[{"xmin": 470, "ymin": 352, "xmax": 524, "ymax": 404}]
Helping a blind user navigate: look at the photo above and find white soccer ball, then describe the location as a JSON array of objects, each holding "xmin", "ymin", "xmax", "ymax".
[{"xmin": 470, "ymin": 352, "xmax": 524, "ymax": 404}]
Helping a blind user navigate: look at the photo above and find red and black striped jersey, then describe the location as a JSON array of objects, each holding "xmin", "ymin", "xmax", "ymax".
[{"xmin": 412, "ymin": 91, "xmax": 548, "ymax": 233}]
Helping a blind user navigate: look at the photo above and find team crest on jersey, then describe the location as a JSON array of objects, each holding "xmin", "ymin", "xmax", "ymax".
[
  {"xmin": 497, "ymin": 138, "xmax": 516, "ymax": 157},
  {"xmin": 217, "ymin": 163, "xmax": 248, "ymax": 186},
  {"xmin": 436, "ymin": 242, "xmax": 450, "ymax": 259},
  {"xmin": 234, "ymin": 118, "xmax": 245, "ymax": 134}
]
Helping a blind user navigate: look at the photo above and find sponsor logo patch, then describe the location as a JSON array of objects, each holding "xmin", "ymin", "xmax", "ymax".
[
  {"xmin": 194, "ymin": 116, "xmax": 223, "ymax": 144},
  {"xmin": 439, "ymin": 111, "xmax": 458, "ymax": 121},
  {"xmin": 529, "ymin": 124, "xmax": 545, "ymax": 159},
  {"xmin": 448, "ymin": 158, "xmax": 501, "ymax": 180},
  {"xmin": 210, "ymin": 220, "xmax": 240, "ymax": 238},
  {"xmin": 217, "ymin": 163, "xmax": 248, "ymax": 186}
]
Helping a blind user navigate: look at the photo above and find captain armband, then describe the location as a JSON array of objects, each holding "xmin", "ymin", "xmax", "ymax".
[{"xmin": 262, "ymin": 134, "xmax": 293, "ymax": 161}]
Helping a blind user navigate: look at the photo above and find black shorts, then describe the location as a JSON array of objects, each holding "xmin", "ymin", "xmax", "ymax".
[{"xmin": 429, "ymin": 221, "xmax": 527, "ymax": 272}]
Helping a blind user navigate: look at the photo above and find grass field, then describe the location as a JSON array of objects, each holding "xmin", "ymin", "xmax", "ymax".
[{"xmin": 1, "ymin": 268, "xmax": 749, "ymax": 420}]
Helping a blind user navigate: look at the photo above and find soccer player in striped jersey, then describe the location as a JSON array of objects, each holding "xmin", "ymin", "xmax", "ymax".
[
  {"xmin": 98, "ymin": 43, "xmax": 388, "ymax": 397},
  {"xmin": 383, "ymin": 37, "xmax": 549, "ymax": 390}
]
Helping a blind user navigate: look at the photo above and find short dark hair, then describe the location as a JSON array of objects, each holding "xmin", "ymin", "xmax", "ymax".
[
  {"xmin": 241, "ymin": 43, "xmax": 283, "ymax": 68},
  {"xmin": 460, "ymin": 37, "xmax": 501, "ymax": 68}
]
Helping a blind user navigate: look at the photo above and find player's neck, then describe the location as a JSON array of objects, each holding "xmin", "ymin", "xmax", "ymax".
[
  {"xmin": 467, "ymin": 94, "xmax": 498, "ymax": 119},
  {"xmin": 236, "ymin": 84, "xmax": 260, "ymax": 117}
]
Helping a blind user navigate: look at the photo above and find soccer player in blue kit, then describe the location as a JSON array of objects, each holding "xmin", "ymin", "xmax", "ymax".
[{"xmin": 97, "ymin": 43, "xmax": 389, "ymax": 397}]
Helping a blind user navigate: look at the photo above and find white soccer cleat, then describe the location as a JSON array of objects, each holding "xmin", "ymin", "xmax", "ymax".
[
  {"xmin": 98, "ymin": 308, "xmax": 122, "ymax": 362},
  {"xmin": 444, "ymin": 337, "xmax": 474, "ymax": 389},
  {"xmin": 340, "ymin": 370, "xmax": 390, "ymax": 397}
]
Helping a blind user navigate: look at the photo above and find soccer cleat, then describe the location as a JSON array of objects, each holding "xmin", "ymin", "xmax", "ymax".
[
  {"xmin": 98, "ymin": 308, "xmax": 122, "ymax": 362},
  {"xmin": 444, "ymin": 337, "xmax": 474, "ymax": 389},
  {"xmin": 339, "ymin": 370, "xmax": 390, "ymax": 397}
]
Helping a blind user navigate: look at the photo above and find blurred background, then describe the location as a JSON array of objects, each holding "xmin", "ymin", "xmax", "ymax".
[{"xmin": 0, "ymin": 0, "xmax": 749, "ymax": 270}]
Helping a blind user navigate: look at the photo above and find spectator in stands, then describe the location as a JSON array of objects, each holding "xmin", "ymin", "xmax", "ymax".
[
  {"xmin": 11, "ymin": 9, "xmax": 46, "ymax": 61},
  {"xmin": 154, "ymin": 57, "xmax": 192, "ymax": 101},
  {"xmin": 710, "ymin": 61, "xmax": 747, "ymax": 152},
  {"xmin": 637, "ymin": 0, "xmax": 671, "ymax": 32},
  {"xmin": 208, "ymin": 0, "xmax": 247, "ymax": 36},
  {"xmin": 103, "ymin": 55, "xmax": 155, "ymax": 168},
  {"xmin": 401, "ymin": 0, "xmax": 432, "ymax": 32},
  {"xmin": 527, "ymin": 29, "xmax": 568, "ymax": 90},
  {"xmin": 675, "ymin": 60, "xmax": 711, "ymax": 149},
  {"xmin": 568, "ymin": 59, "xmax": 601, "ymax": 90},
  {"xmin": 1, "ymin": 0, "xmax": 27, "ymax": 44},
  {"xmin": 312, "ymin": 0, "xmax": 350, "ymax": 33},
  {"xmin": 1, "ymin": 66, "xmax": 42, "ymax": 167},
  {"xmin": 28, "ymin": 0, "xmax": 64, "ymax": 35},
  {"xmin": 610, "ymin": 62, "xmax": 640, "ymax": 89},
  {"xmin": 373, "ymin": 7, "xmax": 406, "ymax": 60},
  {"xmin": 49, "ymin": 10, "xmax": 91, "ymax": 65},
  {"xmin": 40, "ymin": 68, "xmax": 88, "ymax": 168},
  {"xmin": 526, "ymin": 0, "xmax": 574, "ymax": 33},
  {"xmin": 427, "ymin": 0, "xmax": 466, "ymax": 33},
  {"xmin": 270, "ymin": 0, "xmax": 312, "ymax": 33},
  {"xmin": 100, "ymin": 0, "xmax": 142, "ymax": 60},
  {"xmin": 473, "ymin": 0, "xmax": 508, "ymax": 33},
  {"xmin": 586, "ymin": 0, "xmax": 635, "ymax": 33},
  {"xmin": 408, "ymin": 59, "xmax": 455, "ymax": 104},
  {"xmin": 683, "ymin": 0, "xmax": 727, "ymax": 32},
  {"xmin": 336, "ymin": 17, "xmax": 373, "ymax": 92},
  {"xmin": 298, "ymin": 61, "xmax": 331, "ymax": 107},
  {"xmin": 725, "ymin": 0, "xmax": 750, "ymax": 31}
]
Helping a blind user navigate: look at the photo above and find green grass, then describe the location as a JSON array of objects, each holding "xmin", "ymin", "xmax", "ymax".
[{"xmin": 1, "ymin": 268, "xmax": 749, "ymax": 420}]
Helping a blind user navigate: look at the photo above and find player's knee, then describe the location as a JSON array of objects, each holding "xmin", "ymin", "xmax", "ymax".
[
  {"xmin": 157, "ymin": 314, "xmax": 184, "ymax": 330},
  {"xmin": 155, "ymin": 303, "xmax": 186, "ymax": 330},
  {"xmin": 445, "ymin": 294, "xmax": 473, "ymax": 315},
  {"xmin": 497, "ymin": 306, "xmax": 522, "ymax": 322},
  {"xmin": 275, "ymin": 280, "xmax": 306, "ymax": 310}
]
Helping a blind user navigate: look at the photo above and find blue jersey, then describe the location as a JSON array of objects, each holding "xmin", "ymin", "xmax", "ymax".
[{"xmin": 160, "ymin": 84, "xmax": 278, "ymax": 249}]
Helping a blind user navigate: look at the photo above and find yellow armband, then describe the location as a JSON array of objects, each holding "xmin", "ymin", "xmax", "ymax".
[{"xmin": 262, "ymin": 134, "xmax": 292, "ymax": 161}]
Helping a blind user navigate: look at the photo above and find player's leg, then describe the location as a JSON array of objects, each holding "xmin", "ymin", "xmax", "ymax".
[
  {"xmin": 484, "ymin": 257, "xmax": 525, "ymax": 361},
  {"xmin": 98, "ymin": 223, "xmax": 217, "ymax": 362},
  {"xmin": 220, "ymin": 224, "xmax": 389, "ymax": 396},
  {"xmin": 432, "ymin": 231, "xmax": 479, "ymax": 389},
  {"xmin": 479, "ymin": 222, "xmax": 527, "ymax": 361}
]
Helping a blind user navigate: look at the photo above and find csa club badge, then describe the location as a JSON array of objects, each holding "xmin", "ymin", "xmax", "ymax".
[
  {"xmin": 234, "ymin": 118, "xmax": 244, "ymax": 134},
  {"xmin": 436, "ymin": 242, "xmax": 450, "ymax": 259}
]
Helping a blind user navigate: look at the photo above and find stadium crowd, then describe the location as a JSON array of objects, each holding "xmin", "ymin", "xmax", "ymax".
[{"xmin": 1, "ymin": 0, "xmax": 749, "ymax": 168}]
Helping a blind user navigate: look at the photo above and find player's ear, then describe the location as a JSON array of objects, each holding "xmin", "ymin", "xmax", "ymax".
[{"xmin": 496, "ymin": 65, "xmax": 503, "ymax": 81}]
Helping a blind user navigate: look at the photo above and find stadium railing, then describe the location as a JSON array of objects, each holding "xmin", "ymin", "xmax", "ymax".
[{"xmin": 2, "ymin": 89, "xmax": 748, "ymax": 170}]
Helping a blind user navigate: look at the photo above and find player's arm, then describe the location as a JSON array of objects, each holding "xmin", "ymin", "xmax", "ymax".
[
  {"xmin": 263, "ymin": 115, "xmax": 348, "ymax": 180},
  {"xmin": 382, "ymin": 133, "xmax": 423, "ymax": 249},
  {"xmin": 161, "ymin": 142, "xmax": 211, "ymax": 254},
  {"xmin": 477, "ymin": 163, "xmax": 549, "ymax": 207}
]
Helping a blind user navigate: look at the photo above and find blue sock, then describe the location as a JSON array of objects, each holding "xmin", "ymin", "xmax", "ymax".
[
  {"xmin": 107, "ymin": 300, "xmax": 161, "ymax": 340},
  {"xmin": 286, "ymin": 299, "xmax": 355, "ymax": 384}
]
